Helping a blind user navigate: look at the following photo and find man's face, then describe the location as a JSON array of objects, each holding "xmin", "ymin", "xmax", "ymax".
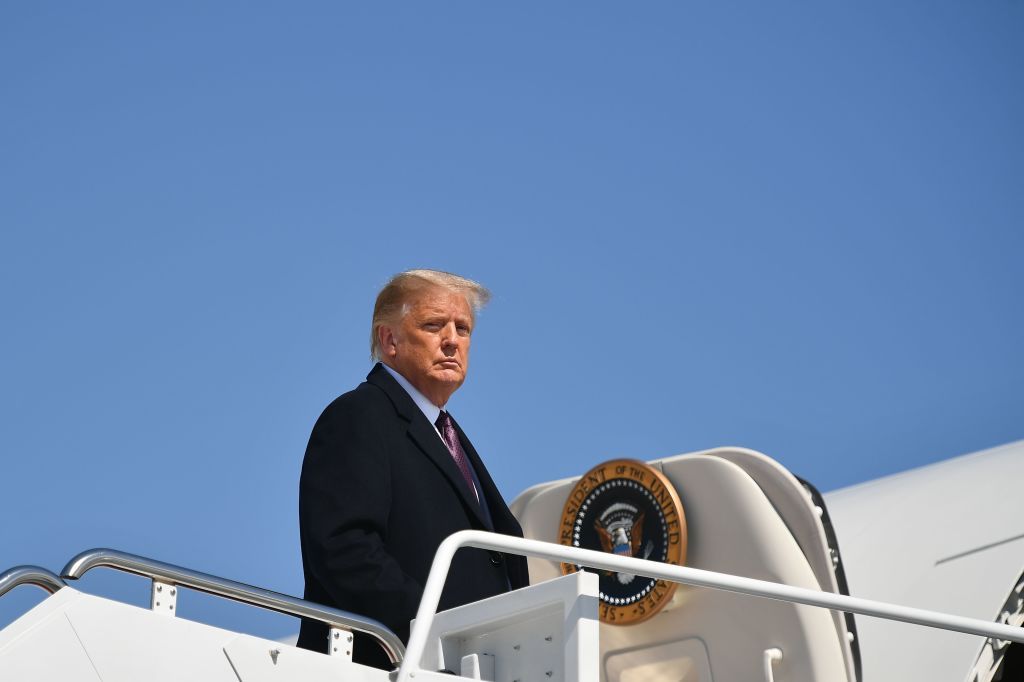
[{"xmin": 380, "ymin": 286, "xmax": 474, "ymax": 407}]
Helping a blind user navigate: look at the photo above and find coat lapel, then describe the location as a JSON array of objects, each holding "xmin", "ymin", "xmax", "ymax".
[
  {"xmin": 407, "ymin": 419, "xmax": 492, "ymax": 529},
  {"xmin": 449, "ymin": 415, "xmax": 508, "ymax": 532},
  {"xmin": 366, "ymin": 364, "xmax": 490, "ymax": 529}
]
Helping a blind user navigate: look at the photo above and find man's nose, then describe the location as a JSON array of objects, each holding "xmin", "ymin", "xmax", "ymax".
[{"xmin": 440, "ymin": 322, "xmax": 459, "ymax": 350}]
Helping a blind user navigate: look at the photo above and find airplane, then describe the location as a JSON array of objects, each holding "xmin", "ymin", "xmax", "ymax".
[{"xmin": 1, "ymin": 439, "xmax": 1022, "ymax": 681}]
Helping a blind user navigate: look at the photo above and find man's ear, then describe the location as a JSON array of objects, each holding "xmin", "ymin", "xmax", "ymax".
[{"xmin": 378, "ymin": 325, "xmax": 398, "ymax": 358}]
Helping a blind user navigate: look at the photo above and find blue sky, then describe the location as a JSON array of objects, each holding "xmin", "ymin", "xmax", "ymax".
[{"xmin": 1, "ymin": 2, "xmax": 1021, "ymax": 639}]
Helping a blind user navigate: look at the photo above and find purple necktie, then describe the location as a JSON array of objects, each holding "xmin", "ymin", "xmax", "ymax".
[{"xmin": 435, "ymin": 411, "xmax": 479, "ymax": 502}]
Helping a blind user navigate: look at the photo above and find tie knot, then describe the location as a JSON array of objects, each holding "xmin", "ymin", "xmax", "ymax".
[{"xmin": 436, "ymin": 411, "xmax": 458, "ymax": 447}]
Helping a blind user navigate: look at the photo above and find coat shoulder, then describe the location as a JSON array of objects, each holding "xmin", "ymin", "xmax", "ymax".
[
  {"xmin": 314, "ymin": 379, "xmax": 394, "ymax": 427},
  {"xmin": 302, "ymin": 380, "xmax": 397, "ymax": 464}
]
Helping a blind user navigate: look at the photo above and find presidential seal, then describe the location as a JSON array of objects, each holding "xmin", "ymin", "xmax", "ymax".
[{"xmin": 559, "ymin": 459, "xmax": 687, "ymax": 625}]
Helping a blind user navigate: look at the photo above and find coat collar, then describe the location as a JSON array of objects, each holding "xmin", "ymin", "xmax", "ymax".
[
  {"xmin": 366, "ymin": 363, "xmax": 493, "ymax": 529},
  {"xmin": 379, "ymin": 362, "xmax": 442, "ymax": 426}
]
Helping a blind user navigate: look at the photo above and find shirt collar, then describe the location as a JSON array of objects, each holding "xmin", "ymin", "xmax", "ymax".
[{"xmin": 381, "ymin": 363, "xmax": 444, "ymax": 426}]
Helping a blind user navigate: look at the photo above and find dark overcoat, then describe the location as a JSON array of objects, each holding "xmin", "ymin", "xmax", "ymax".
[{"xmin": 297, "ymin": 363, "xmax": 529, "ymax": 668}]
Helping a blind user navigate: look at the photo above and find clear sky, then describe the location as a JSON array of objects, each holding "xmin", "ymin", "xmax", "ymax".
[{"xmin": 2, "ymin": 2, "xmax": 1021, "ymax": 640}]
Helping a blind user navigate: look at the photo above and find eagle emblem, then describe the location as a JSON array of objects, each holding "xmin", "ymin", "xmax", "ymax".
[
  {"xmin": 559, "ymin": 459, "xmax": 687, "ymax": 625},
  {"xmin": 594, "ymin": 503, "xmax": 654, "ymax": 584}
]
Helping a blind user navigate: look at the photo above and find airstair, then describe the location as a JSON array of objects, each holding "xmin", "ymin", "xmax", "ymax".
[
  {"xmin": 4, "ymin": 446, "xmax": 1023, "ymax": 681},
  {"xmin": 2, "ymin": 532, "xmax": 1022, "ymax": 682}
]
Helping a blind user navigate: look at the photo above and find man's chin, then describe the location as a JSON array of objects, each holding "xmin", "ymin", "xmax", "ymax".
[{"xmin": 430, "ymin": 369, "xmax": 466, "ymax": 389}]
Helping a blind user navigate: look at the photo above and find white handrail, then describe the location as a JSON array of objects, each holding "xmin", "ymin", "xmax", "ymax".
[
  {"xmin": 764, "ymin": 648, "xmax": 783, "ymax": 682},
  {"xmin": 397, "ymin": 530, "xmax": 1024, "ymax": 682}
]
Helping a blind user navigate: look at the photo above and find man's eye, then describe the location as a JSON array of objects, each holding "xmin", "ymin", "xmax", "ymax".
[
  {"xmin": 457, "ymin": 326, "xmax": 471, "ymax": 335},
  {"xmin": 423, "ymin": 323, "xmax": 442, "ymax": 331}
]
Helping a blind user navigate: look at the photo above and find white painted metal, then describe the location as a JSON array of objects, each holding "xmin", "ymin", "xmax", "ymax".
[
  {"xmin": 329, "ymin": 626, "xmax": 354, "ymax": 661},
  {"xmin": 709, "ymin": 444, "xmax": 858, "ymax": 677},
  {"xmin": 150, "ymin": 580, "xmax": 176, "ymax": 616},
  {"xmin": 60, "ymin": 546, "xmax": 403, "ymax": 664},
  {"xmin": 826, "ymin": 439, "xmax": 1024, "ymax": 682},
  {"xmin": 0, "ymin": 586, "xmax": 389, "ymax": 682},
  {"xmin": 0, "ymin": 588, "xmax": 103, "ymax": 681},
  {"xmin": 704, "ymin": 449, "xmax": 842, "ymax": 595},
  {"xmin": 603, "ymin": 639, "xmax": 712, "ymax": 682},
  {"xmin": 657, "ymin": 452, "xmax": 852, "ymax": 681},
  {"xmin": 6, "ymin": 442, "xmax": 1023, "ymax": 681},
  {"xmin": 515, "ymin": 450, "xmax": 854, "ymax": 681},
  {"xmin": 413, "ymin": 571, "xmax": 598, "ymax": 682},
  {"xmin": 763, "ymin": 648, "xmax": 783, "ymax": 682},
  {"xmin": 458, "ymin": 652, "xmax": 494, "ymax": 680},
  {"xmin": 223, "ymin": 635, "xmax": 382, "ymax": 682},
  {"xmin": 399, "ymin": 530, "xmax": 1024, "ymax": 682},
  {"xmin": 967, "ymin": 572, "xmax": 1024, "ymax": 682}
]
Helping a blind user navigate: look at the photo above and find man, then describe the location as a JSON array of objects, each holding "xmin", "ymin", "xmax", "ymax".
[{"xmin": 297, "ymin": 269, "xmax": 529, "ymax": 669}]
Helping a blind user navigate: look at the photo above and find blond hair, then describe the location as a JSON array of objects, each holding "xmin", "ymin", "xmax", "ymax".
[{"xmin": 370, "ymin": 269, "xmax": 491, "ymax": 361}]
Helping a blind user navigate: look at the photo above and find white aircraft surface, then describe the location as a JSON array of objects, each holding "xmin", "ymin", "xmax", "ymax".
[{"xmin": 2, "ymin": 440, "xmax": 1022, "ymax": 681}]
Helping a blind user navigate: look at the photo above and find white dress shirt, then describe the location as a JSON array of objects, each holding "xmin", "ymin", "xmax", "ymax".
[
  {"xmin": 381, "ymin": 363, "xmax": 445, "ymax": 440},
  {"xmin": 380, "ymin": 363, "xmax": 490, "ymax": 507}
]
